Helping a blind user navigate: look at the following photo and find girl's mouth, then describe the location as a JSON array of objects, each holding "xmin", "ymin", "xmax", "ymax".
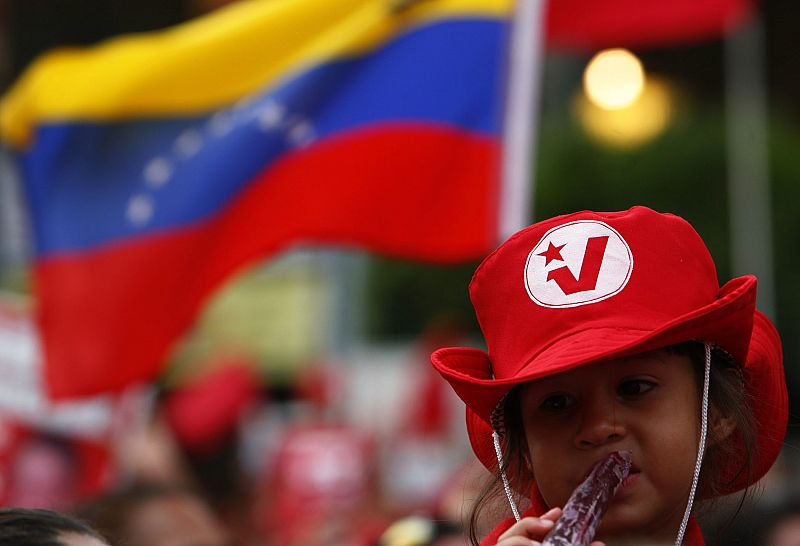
[
  {"xmin": 581, "ymin": 457, "xmax": 640, "ymax": 481},
  {"xmin": 575, "ymin": 458, "xmax": 641, "ymax": 494},
  {"xmin": 620, "ymin": 466, "xmax": 642, "ymax": 491}
]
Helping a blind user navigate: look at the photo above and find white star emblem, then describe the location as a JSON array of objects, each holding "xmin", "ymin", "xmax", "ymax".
[{"xmin": 126, "ymin": 194, "xmax": 154, "ymax": 226}]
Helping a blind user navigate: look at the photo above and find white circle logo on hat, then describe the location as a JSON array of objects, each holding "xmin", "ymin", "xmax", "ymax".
[{"xmin": 524, "ymin": 220, "xmax": 633, "ymax": 308}]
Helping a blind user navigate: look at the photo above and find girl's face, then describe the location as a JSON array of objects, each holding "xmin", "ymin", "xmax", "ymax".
[{"xmin": 520, "ymin": 350, "xmax": 700, "ymax": 542}]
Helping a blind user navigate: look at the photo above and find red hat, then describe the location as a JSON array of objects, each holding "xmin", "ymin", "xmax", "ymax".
[
  {"xmin": 431, "ymin": 206, "xmax": 786, "ymax": 494},
  {"xmin": 163, "ymin": 360, "xmax": 261, "ymax": 454}
]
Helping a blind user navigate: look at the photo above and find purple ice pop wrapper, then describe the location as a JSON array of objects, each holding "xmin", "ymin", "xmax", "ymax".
[{"xmin": 542, "ymin": 451, "xmax": 632, "ymax": 546}]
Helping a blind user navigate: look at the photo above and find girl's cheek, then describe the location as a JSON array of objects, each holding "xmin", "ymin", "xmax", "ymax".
[
  {"xmin": 528, "ymin": 450, "xmax": 568, "ymax": 506},
  {"xmin": 536, "ymin": 475, "xmax": 571, "ymax": 510}
]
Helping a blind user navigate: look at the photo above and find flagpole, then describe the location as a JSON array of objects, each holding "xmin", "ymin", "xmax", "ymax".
[
  {"xmin": 498, "ymin": 0, "xmax": 546, "ymax": 241},
  {"xmin": 0, "ymin": 148, "xmax": 28, "ymax": 270},
  {"xmin": 724, "ymin": 14, "xmax": 775, "ymax": 319}
]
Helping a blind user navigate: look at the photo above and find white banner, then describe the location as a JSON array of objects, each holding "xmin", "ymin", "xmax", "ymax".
[{"xmin": 0, "ymin": 292, "xmax": 113, "ymax": 439}]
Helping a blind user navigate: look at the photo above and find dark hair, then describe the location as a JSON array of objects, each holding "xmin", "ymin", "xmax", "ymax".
[
  {"xmin": 669, "ymin": 341, "xmax": 757, "ymax": 500},
  {"xmin": 466, "ymin": 388, "xmax": 532, "ymax": 546},
  {"xmin": 466, "ymin": 341, "xmax": 757, "ymax": 546},
  {"xmin": 0, "ymin": 507, "xmax": 107, "ymax": 546}
]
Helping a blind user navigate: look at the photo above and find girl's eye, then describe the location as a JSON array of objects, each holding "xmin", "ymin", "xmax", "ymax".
[
  {"xmin": 539, "ymin": 393, "xmax": 575, "ymax": 412},
  {"xmin": 618, "ymin": 379, "xmax": 657, "ymax": 398}
]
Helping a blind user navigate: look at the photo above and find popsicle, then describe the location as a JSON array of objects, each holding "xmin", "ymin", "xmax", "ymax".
[{"xmin": 542, "ymin": 451, "xmax": 632, "ymax": 546}]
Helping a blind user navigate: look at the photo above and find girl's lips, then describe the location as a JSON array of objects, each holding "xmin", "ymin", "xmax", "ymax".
[
  {"xmin": 576, "ymin": 459, "xmax": 640, "ymax": 492},
  {"xmin": 620, "ymin": 469, "xmax": 641, "ymax": 491}
]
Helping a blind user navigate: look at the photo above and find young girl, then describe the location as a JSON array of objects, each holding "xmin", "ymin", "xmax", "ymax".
[{"xmin": 431, "ymin": 207, "xmax": 787, "ymax": 546}]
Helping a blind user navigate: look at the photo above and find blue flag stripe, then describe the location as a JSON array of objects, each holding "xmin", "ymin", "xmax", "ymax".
[{"xmin": 23, "ymin": 17, "xmax": 508, "ymax": 257}]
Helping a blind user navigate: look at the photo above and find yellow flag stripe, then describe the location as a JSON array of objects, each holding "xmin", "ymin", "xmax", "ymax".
[{"xmin": 0, "ymin": 0, "xmax": 512, "ymax": 148}]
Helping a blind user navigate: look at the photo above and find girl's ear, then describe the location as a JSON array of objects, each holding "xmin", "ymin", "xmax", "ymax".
[{"xmin": 708, "ymin": 404, "xmax": 736, "ymax": 446}]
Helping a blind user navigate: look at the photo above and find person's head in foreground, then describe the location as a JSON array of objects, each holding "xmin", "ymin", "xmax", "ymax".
[
  {"xmin": 431, "ymin": 207, "xmax": 787, "ymax": 546},
  {"xmin": 0, "ymin": 508, "xmax": 109, "ymax": 546}
]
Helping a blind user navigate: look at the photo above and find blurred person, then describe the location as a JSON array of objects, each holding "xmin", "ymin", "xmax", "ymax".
[
  {"xmin": 383, "ymin": 319, "xmax": 469, "ymax": 515},
  {"xmin": 0, "ymin": 507, "xmax": 109, "ymax": 546},
  {"xmin": 698, "ymin": 449, "xmax": 800, "ymax": 545},
  {"xmin": 112, "ymin": 407, "xmax": 192, "ymax": 487},
  {"xmin": 76, "ymin": 481, "xmax": 232, "ymax": 546},
  {"xmin": 260, "ymin": 420, "xmax": 381, "ymax": 546},
  {"xmin": 161, "ymin": 360, "xmax": 264, "ymax": 546},
  {"xmin": 431, "ymin": 460, "xmax": 495, "ymax": 540},
  {"xmin": 5, "ymin": 434, "xmax": 80, "ymax": 511},
  {"xmin": 764, "ymin": 515, "xmax": 800, "ymax": 546},
  {"xmin": 254, "ymin": 360, "xmax": 388, "ymax": 546},
  {"xmin": 757, "ymin": 498, "xmax": 800, "ymax": 546},
  {"xmin": 373, "ymin": 460, "xmax": 492, "ymax": 546},
  {"xmin": 0, "ymin": 418, "xmax": 114, "ymax": 512}
]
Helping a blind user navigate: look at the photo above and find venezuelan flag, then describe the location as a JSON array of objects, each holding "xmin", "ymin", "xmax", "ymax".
[{"xmin": 0, "ymin": 0, "xmax": 512, "ymax": 398}]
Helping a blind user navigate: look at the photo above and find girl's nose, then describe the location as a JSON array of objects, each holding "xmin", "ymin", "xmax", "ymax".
[{"xmin": 574, "ymin": 397, "xmax": 626, "ymax": 449}]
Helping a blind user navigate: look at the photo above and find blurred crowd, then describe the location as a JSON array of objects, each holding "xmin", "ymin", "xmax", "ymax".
[
  {"xmin": 0, "ymin": 322, "xmax": 798, "ymax": 546},
  {"xmin": 0, "ymin": 324, "xmax": 500, "ymax": 546},
  {"xmin": 0, "ymin": 345, "xmax": 800, "ymax": 546}
]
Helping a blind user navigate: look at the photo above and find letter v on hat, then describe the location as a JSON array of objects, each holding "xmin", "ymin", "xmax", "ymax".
[{"xmin": 525, "ymin": 219, "xmax": 633, "ymax": 308}]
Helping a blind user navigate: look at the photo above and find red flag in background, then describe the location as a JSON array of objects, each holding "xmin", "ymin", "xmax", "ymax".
[
  {"xmin": 546, "ymin": 0, "xmax": 752, "ymax": 50},
  {"xmin": 0, "ymin": 0, "xmax": 513, "ymax": 397}
]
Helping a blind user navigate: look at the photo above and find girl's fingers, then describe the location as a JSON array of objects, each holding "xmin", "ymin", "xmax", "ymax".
[
  {"xmin": 540, "ymin": 507, "xmax": 563, "ymax": 522},
  {"xmin": 496, "ymin": 517, "xmax": 553, "ymax": 541},
  {"xmin": 496, "ymin": 537, "xmax": 543, "ymax": 546},
  {"xmin": 496, "ymin": 509, "xmax": 562, "ymax": 542},
  {"xmin": 494, "ymin": 509, "xmax": 606, "ymax": 546}
]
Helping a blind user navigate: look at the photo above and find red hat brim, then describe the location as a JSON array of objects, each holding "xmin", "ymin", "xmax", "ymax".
[{"xmin": 432, "ymin": 275, "xmax": 787, "ymax": 494}]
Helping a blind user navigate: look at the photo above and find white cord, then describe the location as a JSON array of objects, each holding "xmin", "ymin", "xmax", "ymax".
[
  {"xmin": 675, "ymin": 342, "xmax": 711, "ymax": 545},
  {"xmin": 493, "ymin": 430, "xmax": 521, "ymax": 521}
]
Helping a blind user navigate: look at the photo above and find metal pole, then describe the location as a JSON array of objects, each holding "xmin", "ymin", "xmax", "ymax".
[
  {"xmin": 724, "ymin": 14, "xmax": 775, "ymax": 318},
  {"xmin": 0, "ymin": 148, "xmax": 29, "ymax": 270},
  {"xmin": 498, "ymin": 0, "xmax": 546, "ymax": 241},
  {"xmin": 321, "ymin": 249, "xmax": 368, "ymax": 360}
]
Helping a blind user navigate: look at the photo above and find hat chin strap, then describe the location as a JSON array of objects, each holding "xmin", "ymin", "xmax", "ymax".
[
  {"xmin": 492, "ymin": 430, "xmax": 521, "ymax": 521},
  {"xmin": 675, "ymin": 341, "xmax": 711, "ymax": 545},
  {"xmin": 492, "ymin": 342, "xmax": 712, "ymax": 545}
]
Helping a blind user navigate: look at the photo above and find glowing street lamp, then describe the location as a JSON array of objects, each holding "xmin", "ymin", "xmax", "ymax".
[
  {"xmin": 577, "ymin": 48, "xmax": 672, "ymax": 148},
  {"xmin": 575, "ymin": 76, "xmax": 672, "ymax": 149},
  {"xmin": 583, "ymin": 48, "xmax": 645, "ymax": 110}
]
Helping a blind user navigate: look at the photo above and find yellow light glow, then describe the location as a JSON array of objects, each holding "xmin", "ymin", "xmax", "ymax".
[
  {"xmin": 584, "ymin": 48, "xmax": 645, "ymax": 110},
  {"xmin": 575, "ymin": 76, "xmax": 673, "ymax": 149}
]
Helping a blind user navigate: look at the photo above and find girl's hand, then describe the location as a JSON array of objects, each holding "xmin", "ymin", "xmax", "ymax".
[{"xmin": 494, "ymin": 507, "xmax": 605, "ymax": 546}]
